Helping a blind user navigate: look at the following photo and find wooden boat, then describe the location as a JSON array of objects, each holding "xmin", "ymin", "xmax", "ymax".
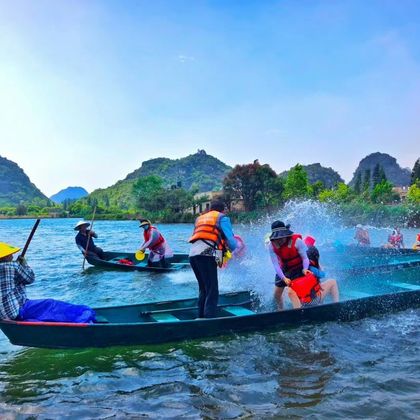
[
  {"xmin": 85, "ymin": 251, "xmax": 190, "ymax": 272},
  {"xmin": 1, "ymin": 274, "xmax": 419, "ymax": 349}
]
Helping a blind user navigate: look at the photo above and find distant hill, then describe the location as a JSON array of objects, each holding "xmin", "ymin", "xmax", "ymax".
[
  {"xmin": 279, "ymin": 163, "xmax": 344, "ymax": 188},
  {"xmin": 0, "ymin": 156, "xmax": 49, "ymax": 206},
  {"xmin": 50, "ymin": 186, "xmax": 88, "ymax": 203},
  {"xmin": 88, "ymin": 150, "xmax": 232, "ymax": 209},
  {"xmin": 125, "ymin": 150, "xmax": 231, "ymax": 192},
  {"xmin": 349, "ymin": 152, "xmax": 411, "ymax": 187}
]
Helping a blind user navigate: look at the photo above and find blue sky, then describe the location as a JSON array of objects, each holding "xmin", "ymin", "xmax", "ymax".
[{"xmin": 0, "ymin": 0, "xmax": 419, "ymax": 195}]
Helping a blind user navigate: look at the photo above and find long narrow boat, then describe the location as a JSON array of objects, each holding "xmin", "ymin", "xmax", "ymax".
[
  {"xmin": 85, "ymin": 251, "xmax": 190, "ymax": 272},
  {"xmin": 0, "ymin": 275, "xmax": 419, "ymax": 349}
]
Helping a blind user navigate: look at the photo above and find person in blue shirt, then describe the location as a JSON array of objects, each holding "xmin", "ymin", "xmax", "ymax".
[{"xmin": 189, "ymin": 200, "xmax": 238, "ymax": 318}]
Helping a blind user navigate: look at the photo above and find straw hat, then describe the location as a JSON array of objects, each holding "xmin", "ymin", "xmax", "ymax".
[
  {"xmin": 74, "ymin": 221, "xmax": 90, "ymax": 231},
  {"xmin": 0, "ymin": 242, "xmax": 21, "ymax": 259},
  {"xmin": 139, "ymin": 219, "xmax": 151, "ymax": 228}
]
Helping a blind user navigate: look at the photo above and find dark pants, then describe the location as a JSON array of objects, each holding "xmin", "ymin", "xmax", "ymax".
[{"xmin": 189, "ymin": 255, "xmax": 218, "ymax": 318}]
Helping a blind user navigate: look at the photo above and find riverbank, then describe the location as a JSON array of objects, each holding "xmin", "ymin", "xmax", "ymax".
[{"xmin": 1, "ymin": 202, "xmax": 418, "ymax": 227}]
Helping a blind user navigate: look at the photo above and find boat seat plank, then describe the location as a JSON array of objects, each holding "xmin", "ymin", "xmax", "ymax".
[
  {"xmin": 95, "ymin": 315, "xmax": 109, "ymax": 323},
  {"xmin": 390, "ymin": 282, "xmax": 420, "ymax": 291},
  {"xmin": 223, "ymin": 306, "xmax": 255, "ymax": 316},
  {"xmin": 151, "ymin": 313, "xmax": 180, "ymax": 322}
]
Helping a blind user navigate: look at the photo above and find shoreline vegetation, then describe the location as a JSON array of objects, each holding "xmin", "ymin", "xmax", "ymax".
[{"xmin": 1, "ymin": 161, "xmax": 419, "ymax": 227}]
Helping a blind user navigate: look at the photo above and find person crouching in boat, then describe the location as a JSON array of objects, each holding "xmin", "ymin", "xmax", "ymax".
[
  {"xmin": 74, "ymin": 221, "xmax": 105, "ymax": 259},
  {"xmin": 189, "ymin": 200, "xmax": 238, "ymax": 318},
  {"xmin": 0, "ymin": 242, "xmax": 96, "ymax": 323},
  {"xmin": 269, "ymin": 221, "xmax": 338, "ymax": 310},
  {"xmin": 269, "ymin": 221, "xmax": 312, "ymax": 309},
  {"xmin": 138, "ymin": 219, "xmax": 173, "ymax": 267},
  {"xmin": 304, "ymin": 235, "xmax": 339, "ymax": 303}
]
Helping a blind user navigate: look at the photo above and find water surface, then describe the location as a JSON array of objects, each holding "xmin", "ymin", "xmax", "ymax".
[{"xmin": 0, "ymin": 217, "xmax": 418, "ymax": 418}]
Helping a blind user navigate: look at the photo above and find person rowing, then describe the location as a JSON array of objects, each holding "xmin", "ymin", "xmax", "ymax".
[{"xmin": 74, "ymin": 220, "xmax": 105, "ymax": 259}]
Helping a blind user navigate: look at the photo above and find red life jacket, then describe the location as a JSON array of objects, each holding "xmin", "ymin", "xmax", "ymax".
[
  {"xmin": 272, "ymin": 234, "xmax": 303, "ymax": 278},
  {"xmin": 290, "ymin": 272, "xmax": 321, "ymax": 305},
  {"xmin": 144, "ymin": 226, "xmax": 165, "ymax": 251}
]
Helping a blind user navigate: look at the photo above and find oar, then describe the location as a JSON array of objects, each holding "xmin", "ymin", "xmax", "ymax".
[
  {"xmin": 82, "ymin": 206, "xmax": 97, "ymax": 270},
  {"xmin": 20, "ymin": 218, "xmax": 41, "ymax": 258}
]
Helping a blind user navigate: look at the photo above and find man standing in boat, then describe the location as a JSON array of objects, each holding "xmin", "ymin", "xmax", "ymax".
[
  {"xmin": 189, "ymin": 200, "xmax": 238, "ymax": 318},
  {"xmin": 268, "ymin": 221, "xmax": 339, "ymax": 310},
  {"xmin": 137, "ymin": 219, "xmax": 173, "ymax": 267},
  {"xmin": 74, "ymin": 221, "xmax": 105, "ymax": 259}
]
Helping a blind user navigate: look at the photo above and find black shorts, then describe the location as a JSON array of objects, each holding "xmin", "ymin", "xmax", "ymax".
[{"xmin": 275, "ymin": 275, "xmax": 287, "ymax": 288}]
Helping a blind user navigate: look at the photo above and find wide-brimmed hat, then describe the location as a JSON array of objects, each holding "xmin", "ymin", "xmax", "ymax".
[
  {"xmin": 139, "ymin": 219, "xmax": 151, "ymax": 228},
  {"xmin": 269, "ymin": 221, "xmax": 293, "ymax": 241},
  {"xmin": 74, "ymin": 221, "xmax": 90, "ymax": 231},
  {"xmin": 0, "ymin": 242, "xmax": 21, "ymax": 259}
]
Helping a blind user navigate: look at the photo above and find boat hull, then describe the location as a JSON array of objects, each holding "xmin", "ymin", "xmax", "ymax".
[
  {"xmin": 86, "ymin": 251, "xmax": 190, "ymax": 272},
  {"xmin": 0, "ymin": 290, "xmax": 418, "ymax": 349}
]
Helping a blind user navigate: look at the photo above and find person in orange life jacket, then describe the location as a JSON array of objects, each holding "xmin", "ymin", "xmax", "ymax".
[
  {"xmin": 304, "ymin": 235, "xmax": 339, "ymax": 304},
  {"xmin": 74, "ymin": 221, "xmax": 105, "ymax": 259},
  {"xmin": 189, "ymin": 200, "xmax": 238, "ymax": 318},
  {"xmin": 138, "ymin": 219, "xmax": 173, "ymax": 267},
  {"xmin": 354, "ymin": 224, "xmax": 370, "ymax": 247},
  {"xmin": 268, "ymin": 221, "xmax": 311, "ymax": 310}
]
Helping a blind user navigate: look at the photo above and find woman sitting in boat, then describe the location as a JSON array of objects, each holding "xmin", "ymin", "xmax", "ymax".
[
  {"xmin": 268, "ymin": 221, "xmax": 339, "ymax": 310},
  {"xmin": 74, "ymin": 221, "xmax": 105, "ymax": 259},
  {"xmin": 137, "ymin": 219, "xmax": 173, "ymax": 267}
]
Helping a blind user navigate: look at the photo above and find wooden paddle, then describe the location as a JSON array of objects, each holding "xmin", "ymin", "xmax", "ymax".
[
  {"xmin": 20, "ymin": 218, "xmax": 41, "ymax": 259},
  {"xmin": 82, "ymin": 206, "xmax": 97, "ymax": 270}
]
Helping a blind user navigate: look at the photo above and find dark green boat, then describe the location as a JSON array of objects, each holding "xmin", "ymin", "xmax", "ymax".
[
  {"xmin": 0, "ymin": 272, "xmax": 419, "ymax": 349},
  {"xmin": 85, "ymin": 251, "xmax": 190, "ymax": 272}
]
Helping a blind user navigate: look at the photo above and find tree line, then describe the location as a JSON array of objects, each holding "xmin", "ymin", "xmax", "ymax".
[{"xmin": 1, "ymin": 158, "xmax": 419, "ymax": 226}]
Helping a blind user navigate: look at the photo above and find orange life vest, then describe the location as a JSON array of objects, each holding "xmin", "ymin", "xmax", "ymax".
[
  {"xmin": 144, "ymin": 226, "xmax": 165, "ymax": 251},
  {"xmin": 290, "ymin": 272, "xmax": 321, "ymax": 305},
  {"xmin": 189, "ymin": 210, "xmax": 226, "ymax": 250},
  {"xmin": 272, "ymin": 233, "xmax": 303, "ymax": 278}
]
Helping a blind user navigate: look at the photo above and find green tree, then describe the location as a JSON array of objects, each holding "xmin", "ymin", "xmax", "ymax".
[
  {"xmin": 16, "ymin": 203, "xmax": 27, "ymax": 216},
  {"xmin": 223, "ymin": 161, "xmax": 279, "ymax": 211},
  {"xmin": 354, "ymin": 171, "xmax": 362, "ymax": 194},
  {"xmin": 407, "ymin": 180, "xmax": 420, "ymax": 204},
  {"xmin": 372, "ymin": 164, "xmax": 386, "ymax": 187},
  {"xmin": 283, "ymin": 164, "xmax": 310, "ymax": 200},
  {"xmin": 132, "ymin": 175, "xmax": 165, "ymax": 212},
  {"xmin": 318, "ymin": 183, "xmax": 353, "ymax": 203},
  {"xmin": 411, "ymin": 158, "xmax": 420, "ymax": 185},
  {"xmin": 363, "ymin": 169, "xmax": 371, "ymax": 192},
  {"xmin": 311, "ymin": 180, "xmax": 325, "ymax": 198},
  {"xmin": 371, "ymin": 180, "xmax": 396, "ymax": 203}
]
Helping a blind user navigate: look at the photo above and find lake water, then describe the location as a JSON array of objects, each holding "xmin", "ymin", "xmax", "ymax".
[{"xmin": 0, "ymin": 212, "xmax": 419, "ymax": 418}]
